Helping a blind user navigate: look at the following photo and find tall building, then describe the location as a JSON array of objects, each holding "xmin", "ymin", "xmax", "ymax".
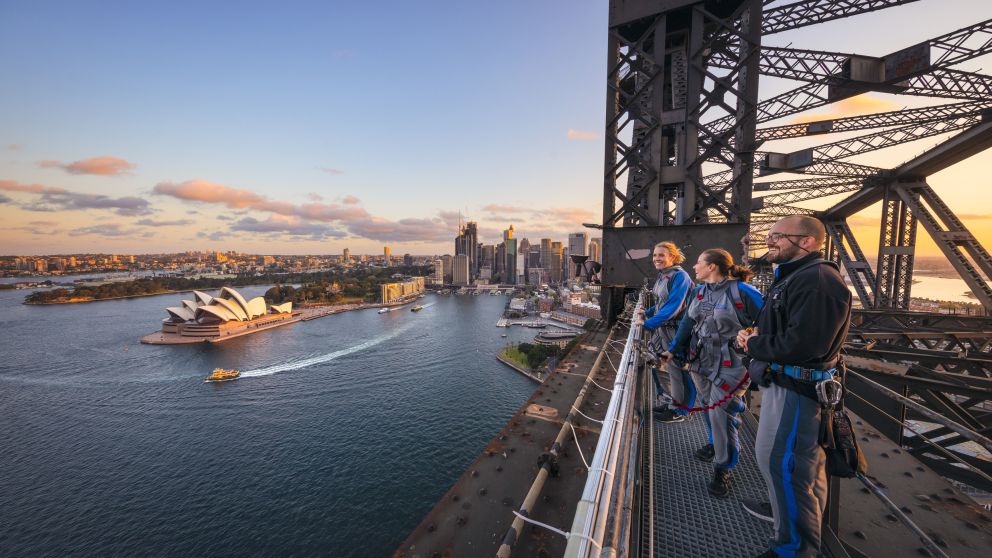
[
  {"xmin": 589, "ymin": 238, "xmax": 601, "ymax": 263},
  {"xmin": 465, "ymin": 221, "xmax": 479, "ymax": 278},
  {"xmin": 431, "ymin": 259, "xmax": 444, "ymax": 285},
  {"xmin": 568, "ymin": 232, "xmax": 589, "ymax": 258},
  {"xmin": 540, "ymin": 238, "xmax": 552, "ymax": 270},
  {"xmin": 343, "ymin": 248, "xmax": 351, "ymax": 262},
  {"xmin": 441, "ymin": 254, "xmax": 453, "ymax": 283},
  {"xmin": 383, "ymin": 246, "xmax": 391, "ymax": 263},
  {"xmin": 550, "ymin": 241, "xmax": 563, "ymax": 284},
  {"xmin": 452, "ymin": 254, "xmax": 470, "ymax": 286},
  {"xmin": 403, "ymin": 253, "xmax": 413, "ymax": 266},
  {"xmin": 503, "ymin": 225, "xmax": 516, "ymax": 285}
]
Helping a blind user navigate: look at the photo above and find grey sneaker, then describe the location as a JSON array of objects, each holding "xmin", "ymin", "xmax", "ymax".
[
  {"xmin": 653, "ymin": 407, "xmax": 686, "ymax": 423},
  {"xmin": 742, "ymin": 498, "xmax": 774, "ymax": 523}
]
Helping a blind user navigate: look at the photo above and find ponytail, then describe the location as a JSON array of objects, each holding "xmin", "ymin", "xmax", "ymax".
[{"xmin": 701, "ymin": 248, "xmax": 752, "ymax": 281}]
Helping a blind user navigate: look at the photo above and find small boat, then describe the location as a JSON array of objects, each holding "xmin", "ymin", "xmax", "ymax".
[
  {"xmin": 501, "ymin": 334, "xmax": 508, "ymax": 337},
  {"xmin": 378, "ymin": 308, "xmax": 390, "ymax": 314},
  {"xmin": 205, "ymin": 368, "xmax": 240, "ymax": 382},
  {"xmin": 411, "ymin": 305, "xmax": 424, "ymax": 312}
]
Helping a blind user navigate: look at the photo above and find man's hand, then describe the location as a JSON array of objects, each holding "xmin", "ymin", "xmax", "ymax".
[
  {"xmin": 660, "ymin": 351, "xmax": 673, "ymax": 362},
  {"xmin": 633, "ymin": 308, "xmax": 646, "ymax": 327},
  {"xmin": 736, "ymin": 327, "xmax": 757, "ymax": 352}
]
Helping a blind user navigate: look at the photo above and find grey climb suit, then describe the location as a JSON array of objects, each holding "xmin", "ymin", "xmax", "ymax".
[
  {"xmin": 682, "ymin": 280, "xmax": 762, "ymax": 470},
  {"xmin": 644, "ymin": 265, "xmax": 694, "ymax": 412}
]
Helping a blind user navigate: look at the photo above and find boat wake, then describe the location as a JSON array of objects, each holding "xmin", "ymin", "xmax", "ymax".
[{"xmin": 239, "ymin": 322, "xmax": 416, "ymax": 379}]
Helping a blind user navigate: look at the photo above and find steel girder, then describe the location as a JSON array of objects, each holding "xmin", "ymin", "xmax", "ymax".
[
  {"xmin": 761, "ymin": 0, "xmax": 920, "ymax": 34},
  {"xmin": 755, "ymin": 100, "xmax": 992, "ymax": 142},
  {"xmin": 874, "ymin": 185, "xmax": 918, "ymax": 309}
]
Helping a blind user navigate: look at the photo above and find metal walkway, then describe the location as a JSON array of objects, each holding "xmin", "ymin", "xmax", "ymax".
[{"xmin": 642, "ymin": 410, "xmax": 771, "ymax": 557}]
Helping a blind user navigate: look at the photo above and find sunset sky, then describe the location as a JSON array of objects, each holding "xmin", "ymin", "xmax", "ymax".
[{"xmin": 2, "ymin": 0, "xmax": 991, "ymax": 256}]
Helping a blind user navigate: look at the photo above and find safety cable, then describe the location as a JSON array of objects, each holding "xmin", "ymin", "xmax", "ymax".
[
  {"xmin": 567, "ymin": 420, "xmax": 592, "ymax": 470},
  {"xmin": 668, "ymin": 371, "xmax": 752, "ymax": 413},
  {"xmin": 510, "ymin": 512, "xmax": 604, "ymax": 551},
  {"xmin": 571, "ymin": 405, "xmax": 605, "ymax": 425},
  {"xmin": 845, "ymin": 389, "xmax": 992, "ymax": 485}
]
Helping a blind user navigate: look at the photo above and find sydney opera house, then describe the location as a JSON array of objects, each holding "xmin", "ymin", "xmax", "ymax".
[{"xmin": 140, "ymin": 287, "xmax": 299, "ymax": 344}]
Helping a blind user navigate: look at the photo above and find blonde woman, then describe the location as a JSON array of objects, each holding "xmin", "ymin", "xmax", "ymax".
[{"xmin": 640, "ymin": 241, "xmax": 695, "ymax": 422}]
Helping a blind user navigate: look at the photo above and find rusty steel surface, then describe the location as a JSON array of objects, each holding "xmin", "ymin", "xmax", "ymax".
[{"xmin": 393, "ymin": 327, "xmax": 619, "ymax": 558}]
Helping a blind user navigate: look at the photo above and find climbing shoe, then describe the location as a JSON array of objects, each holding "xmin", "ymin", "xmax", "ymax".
[
  {"xmin": 694, "ymin": 443, "xmax": 715, "ymax": 462},
  {"xmin": 742, "ymin": 498, "xmax": 774, "ymax": 523},
  {"xmin": 707, "ymin": 469, "xmax": 732, "ymax": 498},
  {"xmin": 752, "ymin": 550, "xmax": 779, "ymax": 558},
  {"xmin": 653, "ymin": 407, "xmax": 686, "ymax": 423}
]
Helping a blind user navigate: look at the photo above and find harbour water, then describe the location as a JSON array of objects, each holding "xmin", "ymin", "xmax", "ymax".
[{"xmin": 0, "ymin": 288, "xmax": 539, "ymax": 557}]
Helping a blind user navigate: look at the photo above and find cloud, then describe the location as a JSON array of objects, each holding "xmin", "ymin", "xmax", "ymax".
[
  {"xmin": 482, "ymin": 204, "xmax": 529, "ymax": 214},
  {"xmin": 153, "ymin": 179, "xmax": 370, "ymax": 222},
  {"xmin": 789, "ymin": 94, "xmax": 902, "ymax": 124},
  {"xmin": 230, "ymin": 215, "xmax": 347, "ymax": 239},
  {"xmin": 197, "ymin": 230, "xmax": 234, "ymax": 241},
  {"xmin": 38, "ymin": 156, "xmax": 136, "ymax": 176},
  {"xmin": 4, "ymin": 143, "xmax": 21, "ymax": 151},
  {"xmin": 345, "ymin": 216, "xmax": 451, "ymax": 243},
  {"xmin": 70, "ymin": 224, "xmax": 144, "ymax": 237},
  {"xmin": 567, "ymin": 129, "xmax": 598, "ymax": 141},
  {"xmin": 1, "ymin": 178, "xmax": 151, "ymax": 215},
  {"xmin": 136, "ymin": 218, "xmax": 195, "ymax": 227},
  {"xmin": 29, "ymin": 220, "xmax": 59, "ymax": 226},
  {"xmin": 320, "ymin": 167, "xmax": 345, "ymax": 175},
  {"xmin": 536, "ymin": 207, "xmax": 597, "ymax": 225},
  {"xmin": 332, "ymin": 49, "xmax": 353, "ymax": 59},
  {"xmin": 7, "ymin": 225, "xmax": 62, "ymax": 236},
  {"xmin": 342, "ymin": 195, "xmax": 360, "ymax": 204},
  {"xmin": 307, "ymin": 192, "xmax": 324, "ymax": 202}
]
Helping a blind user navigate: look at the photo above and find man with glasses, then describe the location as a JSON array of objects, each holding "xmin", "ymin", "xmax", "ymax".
[{"xmin": 736, "ymin": 215, "xmax": 852, "ymax": 558}]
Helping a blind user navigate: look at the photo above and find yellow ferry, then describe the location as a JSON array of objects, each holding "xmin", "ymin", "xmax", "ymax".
[{"xmin": 205, "ymin": 368, "xmax": 241, "ymax": 382}]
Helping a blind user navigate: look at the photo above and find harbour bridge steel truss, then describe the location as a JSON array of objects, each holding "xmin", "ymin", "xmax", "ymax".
[{"xmin": 601, "ymin": 0, "xmax": 992, "ymax": 495}]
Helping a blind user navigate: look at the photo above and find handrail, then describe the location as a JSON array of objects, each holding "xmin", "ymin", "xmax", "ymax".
[{"xmin": 564, "ymin": 292, "xmax": 644, "ymax": 557}]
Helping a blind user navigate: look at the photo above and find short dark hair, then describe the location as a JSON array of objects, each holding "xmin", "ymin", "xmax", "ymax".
[{"xmin": 782, "ymin": 215, "xmax": 826, "ymax": 248}]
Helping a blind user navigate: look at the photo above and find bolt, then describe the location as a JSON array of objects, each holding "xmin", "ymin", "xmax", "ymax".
[
  {"xmin": 497, "ymin": 466, "xmax": 503, "ymax": 472},
  {"xmin": 427, "ymin": 523, "xmax": 436, "ymax": 532},
  {"xmin": 471, "ymin": 470, "xmax": 479, "ymax": 477},
  {"xmin": 452, "ymin": 495, "xmax": 460, "ymax": 502},
  {"xmin": 479, "ymin": 488, "xmax": 487, "ymax": 496},
  {"xmin": 854, "ymin": 530, "xmax": 866, "ymax": 540}
]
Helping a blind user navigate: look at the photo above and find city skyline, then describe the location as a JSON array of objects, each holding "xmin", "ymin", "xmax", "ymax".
[{"xmin": 2, "ymin": 1, "xmax": 992, "ymax": 257}]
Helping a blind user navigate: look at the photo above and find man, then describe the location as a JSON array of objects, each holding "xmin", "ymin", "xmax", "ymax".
[{"xmin": 737, "ymin": 216, "xmax": 852, "ymax": 558}]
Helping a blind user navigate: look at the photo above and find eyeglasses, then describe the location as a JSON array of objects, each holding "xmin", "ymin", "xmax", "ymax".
[{"xmin": 766, "ymin": 232, "xmax": 810, "ymax": 243}]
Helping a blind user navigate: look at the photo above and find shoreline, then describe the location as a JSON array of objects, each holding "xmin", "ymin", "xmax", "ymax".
[{"xmin": 496, "ymin": 349, "xmax": 545, "ymax": 383}]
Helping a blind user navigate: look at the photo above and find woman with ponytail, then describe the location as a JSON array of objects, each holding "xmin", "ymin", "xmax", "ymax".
[{"xmin": 665, "ymin": 248, "xmax": 763, "ymax": 498}]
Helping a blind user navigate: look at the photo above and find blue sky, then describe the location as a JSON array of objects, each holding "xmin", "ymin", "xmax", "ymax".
[{"xmin": 2, "ymin": 0, "xmax": 991, "ymax": 256}]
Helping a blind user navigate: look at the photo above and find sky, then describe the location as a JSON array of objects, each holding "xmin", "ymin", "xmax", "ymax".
[{"xmin": 1, "ymin": 0, "xmax": 991, "ymax": 257}]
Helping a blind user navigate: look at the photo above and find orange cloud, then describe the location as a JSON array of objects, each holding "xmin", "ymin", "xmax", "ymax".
[
  {"xmin": 482, "ymin": 204, "xmax": 528, "ymax": 213},
  {"xmin": 567, "ymin": 129, "xmax": 598, "ymax": 140},
  {"xmin": 0, "ymin": 179, "xmax": 65, "ymax": 194},
  {"xmin": 38, "ymin": 156, "xmax": 136, "ymax": 176},
  {"xmin": 342, "ymin": 195, "xmax": 361, "ymax": 204},
  {"xmin": 153, "ymin": 179, "xmax": 369, "ymax": 222},
  {"xmin": 789, "ymin": 94, "xmax": 901, "ymax": 125}
]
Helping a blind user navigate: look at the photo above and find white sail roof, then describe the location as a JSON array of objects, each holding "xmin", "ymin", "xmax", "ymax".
[
  {"xmin": 220, "ymin": 287, "xmax": 251, "ymax": 317},
  {"xmin": 193, "ymin": 290, "xmax": 213, "ymax": 306},
  {"xmin": 246, "ymin": 297, "xmax": 267, "ymax": 319},
  {"xmin": 213, "ymin": 297, "xmax": 248, "ymax": 321},
  {"xmin": 166, "ymin": 306, "xmax": 195, "ymax": 322},
  {"xmin": 196, "ymin": 305, "xmax": 239, "ymax": 323},
  {"xmin": 269, "ymin": 302, "xmax": 293, "ymax": 314}
]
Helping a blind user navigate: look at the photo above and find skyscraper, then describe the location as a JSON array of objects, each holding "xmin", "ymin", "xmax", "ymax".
[
  {"xmin": 465, "ymin": 221, "xmax": 479, "ymax": 279},
  {"xmin": 384, "ymin": 246, "xmax": 391, "ymax": 263},
  {"xmin": 550, "ymin": 241, "xmax": 563, "ymax": 284},
  {"xmin": 589, "ymin": 238, "xmax": 601, "ymax": 263},
  {"xmin": 342, "ymin": 248, "xmax": 351, "ymax": 263},
  {"xmin": 568, "ymin": 232, "xmax": 589, "ymax": 258},
  {"xmin": 452, "ymin": 254, "xmax": 470, "ymax": 286},
  {"xmin": 503, "ymin": 225, "xmax": 516, "ymax": 285},
  {"xmin": 540, "ymin": 238, "xmax": 552, "ymax": 270}
]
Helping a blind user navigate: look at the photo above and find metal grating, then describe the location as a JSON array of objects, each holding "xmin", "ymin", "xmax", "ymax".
[{"xmin": 642, "ymin": 411, "xmax": 772, "ymax": 557}]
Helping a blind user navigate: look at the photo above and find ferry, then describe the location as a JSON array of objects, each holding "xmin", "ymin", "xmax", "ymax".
[
  {"xmin": 378, "ymin": 308, "xmax": 390, "ymax": 314},
  {"xmin": 205, "ymin": 368, "xmax": 240, "ymax": 382},
  {"xmin": 411, "ymin": 305, "xmax": 424, "ymax": 312}
]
